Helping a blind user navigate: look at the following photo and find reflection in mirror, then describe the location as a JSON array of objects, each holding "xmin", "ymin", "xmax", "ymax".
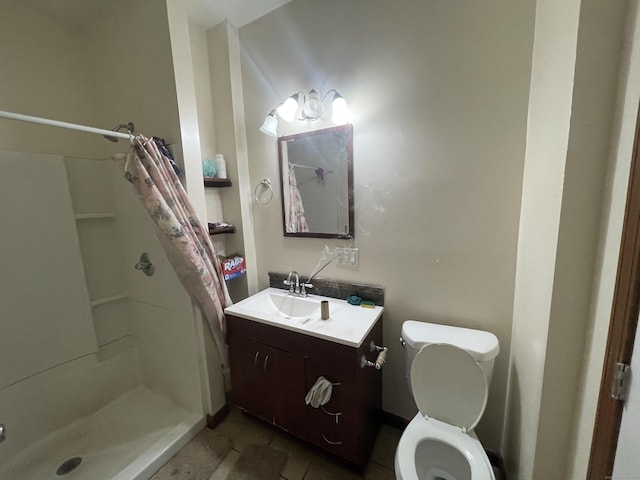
[{"xmin": 278, "ymin": 125, "xmax": 354, "ymax": 239}]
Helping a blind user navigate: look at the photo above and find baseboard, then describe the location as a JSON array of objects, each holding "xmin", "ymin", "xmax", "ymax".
[
  {"xmin": 484, "ymin": 449, "xmax": 507, "ymax": 480},
  {"xmin": 206, "ymin": 403, "xmax": 230, "ymax": 429},
  {"xmin": 381, "ymin": 410, "xmax": 409, "ymax": 429}
]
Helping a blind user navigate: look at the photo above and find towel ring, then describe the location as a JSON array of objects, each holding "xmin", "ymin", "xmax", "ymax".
[{"xmin": 255, "ymin": 178, "xmax": 274, "ymax": 205}]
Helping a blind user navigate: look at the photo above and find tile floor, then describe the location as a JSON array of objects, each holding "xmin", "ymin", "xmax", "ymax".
[{"xmin": 150, "ymin": 407, "xmax": 401, "ymax": 480}]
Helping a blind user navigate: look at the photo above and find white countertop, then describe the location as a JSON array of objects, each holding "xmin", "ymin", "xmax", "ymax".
[{"xmin": 224, "ymin": 287, "xmax": 384, "ymax": 348}]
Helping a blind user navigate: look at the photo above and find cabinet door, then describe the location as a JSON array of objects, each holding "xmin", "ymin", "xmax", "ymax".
[
  {"xmin": 228, "ymin": 333, "xmax": 306, "ymax": 434},
  {"xmin": 228, "ymin": 334, "xmax": 274, "ymax": 422},
  {"xmin": 270, "ymin": 347, "xmax": 306, "ymax": 435}
]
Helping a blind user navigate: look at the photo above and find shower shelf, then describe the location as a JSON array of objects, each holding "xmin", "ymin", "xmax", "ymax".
[
  {"xmin": 209, "ymin": 226, "xmax": 236, "ymax": 235},
  {"xmin": 208, "ymin": 223, "xmax": 236, "ymax": 235},
  {"xmin": 90, "ymin": 293, "xmax": 128, "ymax": 307},
  {"xmin": 74, "ymin": 212, "xmax": 116, "ymax": 220}
]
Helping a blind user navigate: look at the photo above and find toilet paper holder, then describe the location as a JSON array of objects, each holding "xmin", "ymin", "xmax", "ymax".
[{"xmin": 360, "ymin": 343, "xmax": 388, "ymax": 369}]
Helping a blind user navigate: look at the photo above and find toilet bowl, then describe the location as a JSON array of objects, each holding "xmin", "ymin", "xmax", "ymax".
[
  {"xmin": 395, "ymin": 414, "xmax": 494, "ymax": 480},
  {"xmin": 395, "ymin": 321, "xmax": 499, "ymax": 480}
]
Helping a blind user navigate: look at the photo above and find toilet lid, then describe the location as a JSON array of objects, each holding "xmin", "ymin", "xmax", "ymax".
[{"xmin": 410, "ymin": 344, "xmax": 488, "ymax": 432}]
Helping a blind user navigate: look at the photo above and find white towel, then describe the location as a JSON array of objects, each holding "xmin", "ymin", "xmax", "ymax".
[{"xmin": 305, "ymin": 376, "xmax": 333, "ymax": 408}]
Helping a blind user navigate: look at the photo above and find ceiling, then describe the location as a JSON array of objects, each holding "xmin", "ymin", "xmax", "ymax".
[
  {"xmin": 21, "ymin": 0, "xmax": 292, "ymax": 29},
  {"xmin": 185, "ymin": 0, "xmax": 292, "ymax": 28}
]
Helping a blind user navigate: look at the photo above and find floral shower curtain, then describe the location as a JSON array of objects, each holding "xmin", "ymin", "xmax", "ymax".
[
  {"xmin": 113, "ymin": 136, "xmax": 232, "ymax": 365},
  {"xmin": 287, "ymin": 163, "xmax": 309, "ymax": 233}
]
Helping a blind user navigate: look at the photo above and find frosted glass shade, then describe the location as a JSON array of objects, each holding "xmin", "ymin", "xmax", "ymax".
[
  {"xmin": 277, "ymin": 95, "xmax": 299, "ymax": 122},
  {"xmin": 331, "ymin": 96, "xmax": 352, "ymax": 125},
  {"xmin": 259, "ymin": 114, "xmax": 278, "ymax": 137}
]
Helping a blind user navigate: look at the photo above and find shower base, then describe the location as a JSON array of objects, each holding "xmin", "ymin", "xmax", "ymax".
[{"xmin": 0, "ymin": 386, "xmax": 203, "ymax": 480}]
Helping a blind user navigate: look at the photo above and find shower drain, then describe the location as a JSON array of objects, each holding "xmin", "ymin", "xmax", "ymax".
[{"xmin": 56, "ymin": 457, "xmax": 82, "ymax": 476}]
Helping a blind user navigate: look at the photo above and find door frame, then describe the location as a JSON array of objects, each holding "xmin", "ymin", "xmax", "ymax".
[{"xmin": 588, "ymin": 101, "xmax": 640, "ymax": 479}]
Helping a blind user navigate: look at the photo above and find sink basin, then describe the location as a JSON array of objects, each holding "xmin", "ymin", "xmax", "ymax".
[
  {"xmin": 224, "ymin": 287, "xmax": 384, "ymax": 347},
  {"xmin": 268, "ymin": 293, "xmax": 320, "ymax": 319}
]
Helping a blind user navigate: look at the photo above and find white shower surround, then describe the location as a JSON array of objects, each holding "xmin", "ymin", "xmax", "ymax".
[
  {"xmin": 0, "ymin": 151, "xmax": 209, "ymax": 479},
  {"xmin": 0, "ymin": 385, "xmax": 202, "ymax": 480}
]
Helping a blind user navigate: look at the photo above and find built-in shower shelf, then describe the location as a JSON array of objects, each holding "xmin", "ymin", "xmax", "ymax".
[
  {"xmin": 74, "ymin": 212, "xmax": 116, "ymax": 220},
  {"xmin": 90, "ymin": 293, "xmax": 128, "ymax": 307}
]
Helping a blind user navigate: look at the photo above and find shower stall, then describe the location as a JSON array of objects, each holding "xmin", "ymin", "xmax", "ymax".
[
  {"xmin": 0, "ymin": 151, "xmax": 213, "ymax": 480},
  {"xmin": 0, "ymin": 1, "xmax": 224, "ymax": 479}
]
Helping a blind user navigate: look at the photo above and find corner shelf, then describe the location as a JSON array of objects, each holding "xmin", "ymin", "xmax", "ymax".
[{"xmin": 204, "ymin": 178, "xmax": 232, "ymax": 188}]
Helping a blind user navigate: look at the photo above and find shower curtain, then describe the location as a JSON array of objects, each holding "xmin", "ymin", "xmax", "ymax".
[
  {"xmin": 113, "ymin": 136, "xmax": 232, "ymax": 365},
  {"xmin": 287, "ymin": 163, "xmax": 309, "ymax": 233}
]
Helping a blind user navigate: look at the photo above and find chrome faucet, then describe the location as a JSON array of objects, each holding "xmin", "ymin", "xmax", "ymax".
[{"xmin": 283, "ymin": 271, "xmax": 300, "ymax": 295}]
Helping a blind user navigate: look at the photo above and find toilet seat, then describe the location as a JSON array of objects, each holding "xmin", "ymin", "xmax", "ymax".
[
  {"xmin": 410, "ymin": 344, "xmax": 488, "ymax": 432},
  {"xmin": 395, "ymin": 413, "xmax": 495, "ymax": 480}
]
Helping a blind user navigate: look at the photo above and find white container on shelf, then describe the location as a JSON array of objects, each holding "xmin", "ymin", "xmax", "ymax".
[{"xmin": 215, "ymin": 154, "xmax": 227, "ymax": 179}]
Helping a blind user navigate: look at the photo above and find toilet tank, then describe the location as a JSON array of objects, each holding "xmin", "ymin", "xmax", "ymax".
[{"xmin": 401, "ymin": 320, "xmax": 500, "ymax": 386}]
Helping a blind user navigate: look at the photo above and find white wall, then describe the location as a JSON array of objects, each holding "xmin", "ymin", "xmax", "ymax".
[
  {"xmin": 505, "ymin": 0, "xmax": 629, "ymax": 477},
  {"xmin": 503, "ymin": 0, "xmax": 581, "ymax": 476},
  {"xmin": 567, "ymin": 0, "xmax": 640, "ymax": 477},
  {"xmin": 207, "ymin": 22, "xmax": 259, "ymax": 302},
  {"xmin": 240, "ymin": 0, "xmax": 535, "ymax": 451},
  {"xmin": 532, "ymin": 0, "xmax": 627, "ymax": 476},
  {"xmin": 0, "ymin": 2, "xmax": 103, "ymax": 157}
]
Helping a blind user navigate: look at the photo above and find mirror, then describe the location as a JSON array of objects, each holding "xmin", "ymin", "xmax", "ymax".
[{"xmin": 278, "ymin": 124, "xmax": 353, "ymax": 239}]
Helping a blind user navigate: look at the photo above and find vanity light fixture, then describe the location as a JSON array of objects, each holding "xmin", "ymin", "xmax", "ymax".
[{"xmin": 259, "ymin": 89, "xmax": 352, "ymax": 137}]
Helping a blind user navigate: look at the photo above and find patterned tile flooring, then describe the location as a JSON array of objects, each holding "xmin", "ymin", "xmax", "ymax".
[{"xmin": 150, "ymin": 407, "xmax": 401, "ymax": 480}]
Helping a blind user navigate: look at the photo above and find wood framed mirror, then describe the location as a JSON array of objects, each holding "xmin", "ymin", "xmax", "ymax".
[{"xmin": 278, "ymin": 124, "xmax": 354, "ymax": 239}]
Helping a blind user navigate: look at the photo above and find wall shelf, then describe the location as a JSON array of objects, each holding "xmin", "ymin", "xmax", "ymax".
[
  {"xmin": 74, "ymin": 212, "xmax": 116, "ymax": 220},
  {"xmin": 209, "ymin": 224, "xmax": 236, "ymax": 235},
  {"xmin": 204, "ymin": 178, "xmax": 232, "ymax": 188}
]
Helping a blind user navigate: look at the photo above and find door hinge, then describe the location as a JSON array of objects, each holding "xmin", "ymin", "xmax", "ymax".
[{"xmin": 611, "ymin": 362, "xmax": 631, "ymax": 401}]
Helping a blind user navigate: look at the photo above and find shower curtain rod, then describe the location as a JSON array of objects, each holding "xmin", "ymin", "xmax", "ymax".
[{"xmin": 0, "ymin": 110, "xmax": 131, "ymax": 140}]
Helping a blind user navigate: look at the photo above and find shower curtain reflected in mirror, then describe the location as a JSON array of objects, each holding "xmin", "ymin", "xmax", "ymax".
[{"xmin": 286, "ymin": 163, "xmax": 309, "ymax": 233}]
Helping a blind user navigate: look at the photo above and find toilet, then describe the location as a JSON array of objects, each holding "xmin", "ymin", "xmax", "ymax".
[{"xmin": 395, "ymin": 320, "xmax": 499, "ymax": 480}]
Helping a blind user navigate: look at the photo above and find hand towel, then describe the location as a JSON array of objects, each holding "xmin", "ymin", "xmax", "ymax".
[{"xmin": 304, "ymin": 376, "xmax": 333, "ymax": 408}]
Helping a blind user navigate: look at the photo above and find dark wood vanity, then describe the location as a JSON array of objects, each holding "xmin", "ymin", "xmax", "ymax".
[{"xmin": 226, "ymin": 311, "xmax": 383, "ymax": 467}]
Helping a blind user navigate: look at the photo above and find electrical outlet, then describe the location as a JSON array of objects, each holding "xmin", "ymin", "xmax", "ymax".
[{"xmin": 350, "ymin": 248, "xmax": 359, "ymax": 266}]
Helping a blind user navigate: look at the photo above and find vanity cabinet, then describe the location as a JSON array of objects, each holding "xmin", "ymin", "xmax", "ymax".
[
  {"xmin": 227, "ymin": 332, "xmax": 307, "ymax": 436},
  {"xmin": 227, "ymin": 313, "xmax": 383, "ymax": 467}
]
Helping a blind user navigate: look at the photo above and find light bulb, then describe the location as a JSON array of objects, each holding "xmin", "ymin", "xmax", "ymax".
[
  {"xmin": 331, "ymin": 95, "xmax": 352, "ymax": 125},
  {"xmin": 276, "ymin": 94, "xmax": 299, "ymax": 122},
  {"xmin": 302, "ymin": 89, "xmax": 323, "ymax": 120}
]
